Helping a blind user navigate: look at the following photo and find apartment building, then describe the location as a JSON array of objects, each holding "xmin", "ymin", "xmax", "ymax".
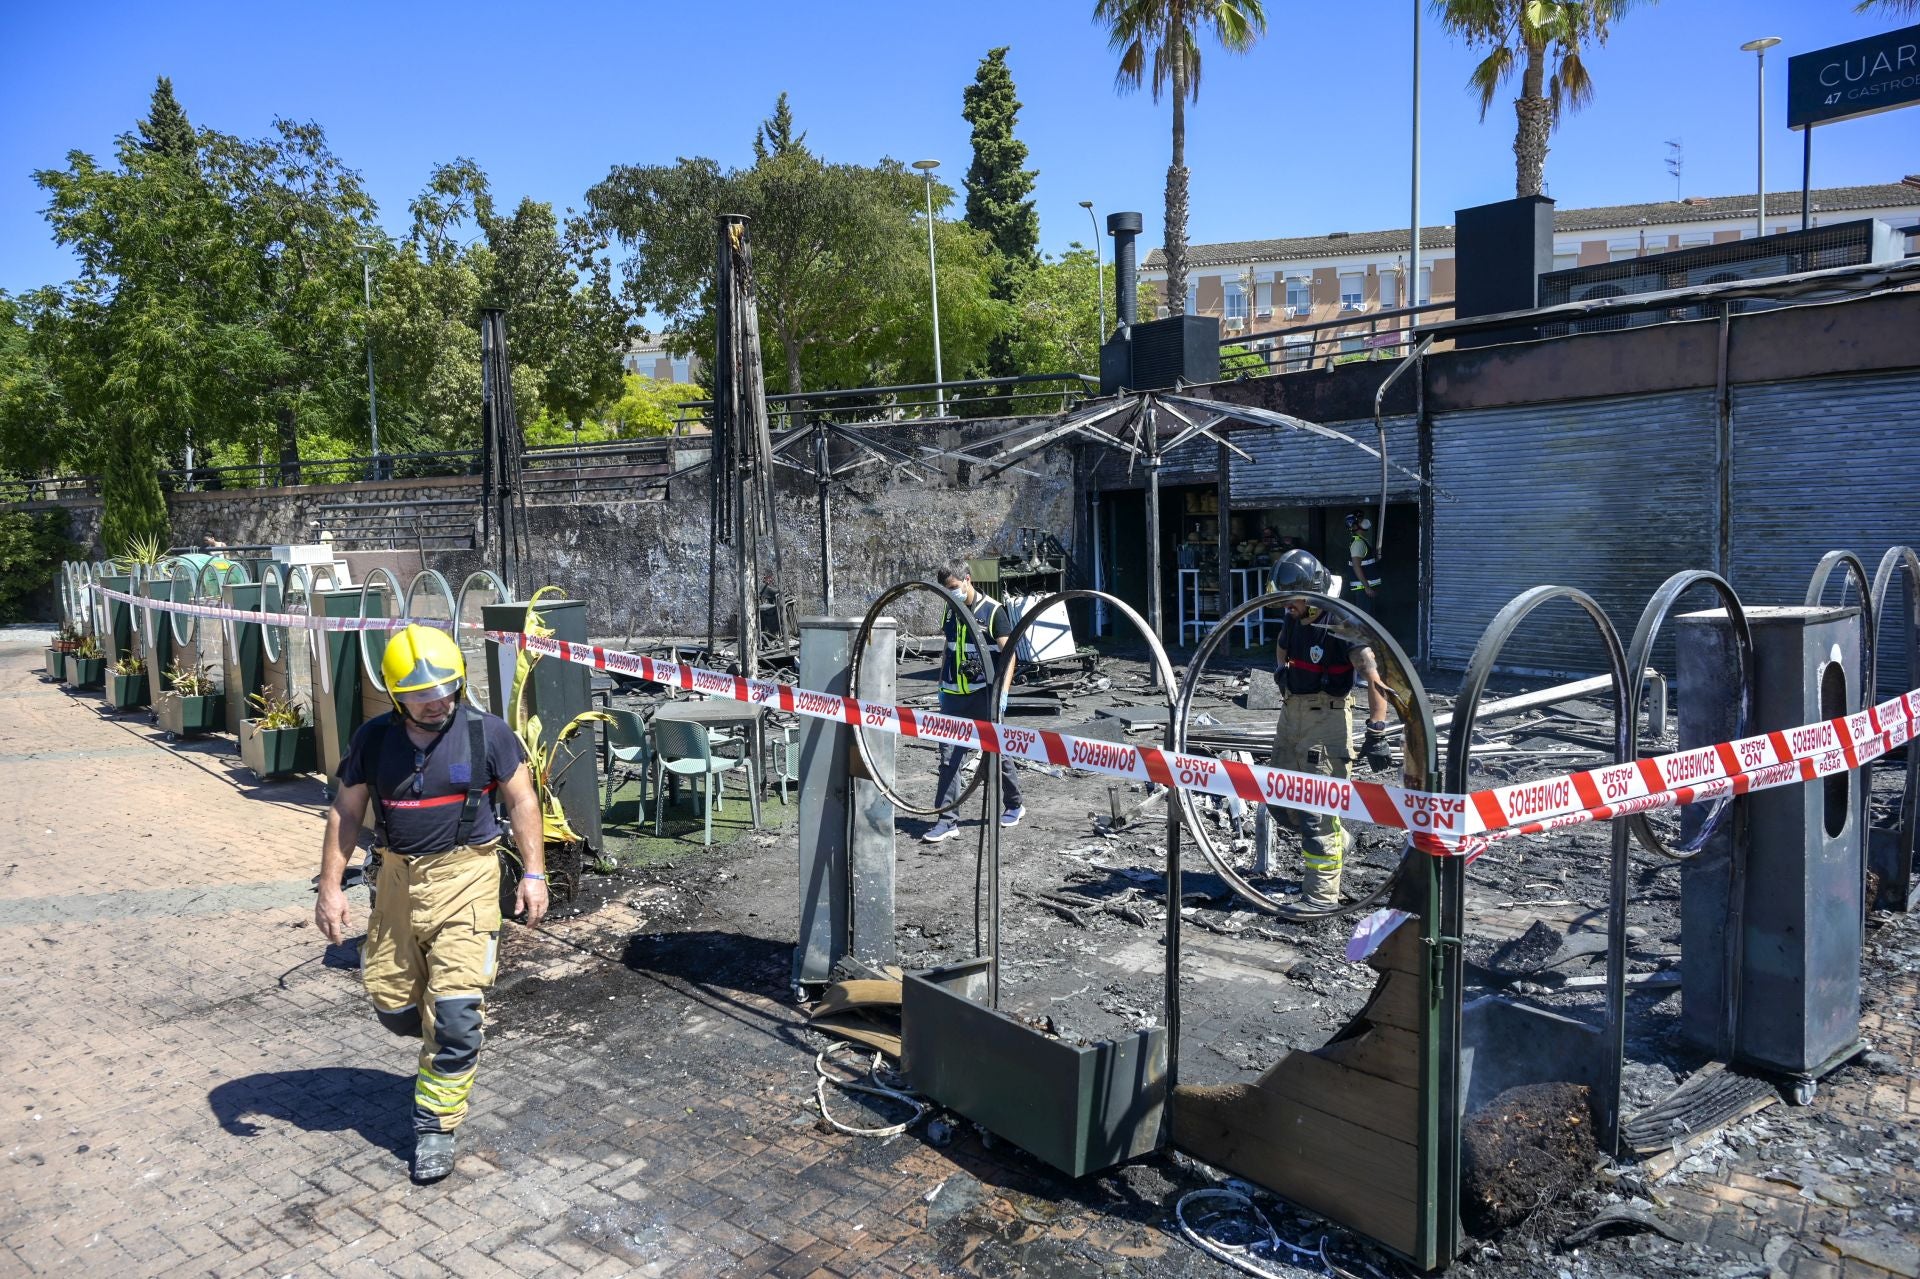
[
  {"xmin": 1140, "ymin": 179, "xmax": 1920, "ymax": 348},
  {"xmin": 620, "ymin": 336, "xmax": 700, "ymax": 385}
]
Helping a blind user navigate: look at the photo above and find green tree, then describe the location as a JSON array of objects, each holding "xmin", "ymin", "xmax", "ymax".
[
  {"xmin": 753, "ymin": 92, "xmax": 809, "ymax": 161},
  {"xmin": 1434, "ymin": 0, "xmax": 1643, "ymax": 199},
  {"xmin": 0, "ymin": 508, "xmax": 80, "ymax": 622},
  {"xmin": 138, "ymin": 76, "xmax": 196, "ymax": 161},
  {"xmin": 1094, "ymin": 0, "xmax": 1268, "ymax": 316},
  {"xmin": 588, "ymin": 97, "xmax": 1003, "ymax": 396},
  {"xmin": 962, "ymin": 48, "xmax": 1039, "ymax": 273},
  {"xmin": 1003, "ymin": 246, "xmax": 1158, "ymax": 378},
  {"xmin": 599, "ymin": 372, "xmax": 701, "ymax": 437}
]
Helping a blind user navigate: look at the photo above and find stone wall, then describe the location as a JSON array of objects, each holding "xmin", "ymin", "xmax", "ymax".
[{"xmin": 39, "ymin": 420, "xmax": 1076, "ymax": 638}]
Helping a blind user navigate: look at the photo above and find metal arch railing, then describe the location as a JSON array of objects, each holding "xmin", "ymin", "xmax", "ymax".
[
  {"xmin": 1444, "ymin": 585, "xmax": 1633, "ymax": 1160},
  {"xmin": 1172, "ymin": 588, "xmax": 1439, "ymax": 922},
  {"xmin": 1806, "ymin": 550, "xmax": 1877, "ymax": 706},
  {"xmin": 1870, "ymin": 547, "xmax": 1920, "ymax": 909}
]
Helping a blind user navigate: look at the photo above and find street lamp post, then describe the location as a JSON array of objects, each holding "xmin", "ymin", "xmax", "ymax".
[
  {"xmin": 913, "ymin": 159, "xmax": 945, "ymax": 413},
  {"xmin": 1079, "ymin": 200, "xmax": 1106, "ymax": 348},
  {"xmin": 357, "ymin": 244, "xmax": 382, "ymax": 477},
  {"xmin": 1740, "ymin": 36, "xmax": 1782, "ymax": 239}
]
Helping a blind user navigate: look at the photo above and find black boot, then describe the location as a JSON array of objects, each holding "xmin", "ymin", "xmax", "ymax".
[{"xmin": 412, "ymin": 1130, "xmax": 457, "ymax": 1183}]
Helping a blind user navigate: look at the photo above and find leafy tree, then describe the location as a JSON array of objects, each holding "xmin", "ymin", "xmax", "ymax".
[
  {"xmin": 0, "ymin": 508, "xmax": 79, "ymax": 622},
  {"xmin": 1003, "ymin": 246, "xmax": 1158, "ymax": 378},
  {"xmin": 1433, "ymin": 0, "xmax": 1642, "ymax": 199},
  {"xmin": 588, "ymin": 97, "xmax": 1002, "ymax": 396},
  {"xmin": 1094, "ymin": 0, "xmax": 1268, "ymax": 316},
  {"xmin": 600, "ymin": 372, "xmax": 702, "ymax": 438}
]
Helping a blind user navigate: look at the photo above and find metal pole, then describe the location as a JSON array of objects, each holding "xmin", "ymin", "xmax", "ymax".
[
  {"xmin": 815, "ymin": 420, "xmax": 834, "ymax": 615},
  {"xmin": 362, "ymin": 254, "xmax": 381, "ymax": 475},
  {"xmin": 1801, "ymin": 127, "xmax": 1812, "ymax": 231},
  {"xmin": 922, "ymin": 172, "xmax": 945, "ymax": 412},
  {"xmin": 1410, "ymin": 0, "xmax": 1422, "ymax": 315},
  {"xmin": 1144, "ymin": 406, "xmax": 1165, "ymax": 683},
  {"xmin": 1082, "ymin": 201, "xmax": 1106, "ymax": 344},
  {"xmin": 1755, "ymin": 48, "xmax": 1767, "ymax": 236}
]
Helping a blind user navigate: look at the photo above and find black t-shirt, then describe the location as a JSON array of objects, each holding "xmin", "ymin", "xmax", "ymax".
[{"xmin": 339, "ymin": 705, "xmax": 527, "ymax": 856}]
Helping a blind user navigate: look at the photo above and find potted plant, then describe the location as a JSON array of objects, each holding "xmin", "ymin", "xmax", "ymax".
[
  {"xmin": 45, "ymin": 624, "xmax": 82, "ymax": 681},
  {"xmin": 106, "ymin": 654, "xmax": 148, "ymax": 711},
  {"xmin": 155, "ymin": 661, "xmax": 224, "ymax": 739},
  {"xmin": 240, "ymin": 690, "xmax": 316, "ymax": 780},
  {"xmin": 65, "ymin": 634, "xmax": 104, "ymax": 690}
]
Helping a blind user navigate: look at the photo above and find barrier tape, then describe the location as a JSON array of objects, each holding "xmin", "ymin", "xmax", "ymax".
[{"xmin": 92, "ymin": 584, "xmax": 1915, "ymax": 851}]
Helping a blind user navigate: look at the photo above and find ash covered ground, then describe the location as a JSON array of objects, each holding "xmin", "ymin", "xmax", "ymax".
[{"xmin": 487, "ymin": 640, "xmax": 1920, "ymax": 1278}]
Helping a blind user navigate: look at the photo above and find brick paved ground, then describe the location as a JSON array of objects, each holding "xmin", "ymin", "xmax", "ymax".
[{"xmin": 4, "ymin": 624, "xmax": 1918, "ymax": 1279}]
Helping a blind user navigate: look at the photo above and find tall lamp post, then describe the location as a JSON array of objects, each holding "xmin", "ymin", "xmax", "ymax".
[
  {"xmin": 357, "ymin": 243, "xmax": 383, "ymax": 477},
  {"xmin": 1740, "ymin": 36, "xmax": 1782, "ymax": 239},
  {"xmin": 1079, "ymin": 200, "xmax": 1106, "ymax": 348},
  {"xmin": 913, "ymin": 159, "xmax": 945, "ymax": 413}
]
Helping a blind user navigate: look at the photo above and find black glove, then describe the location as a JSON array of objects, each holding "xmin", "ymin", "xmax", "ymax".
[
  {"xmin": 1272, "ymin": 667, "xmax": 1287, "ymax": 691},
  {"xmin": 1361, "ymin": 721, "xmax": 1393, "ymax": 771}
]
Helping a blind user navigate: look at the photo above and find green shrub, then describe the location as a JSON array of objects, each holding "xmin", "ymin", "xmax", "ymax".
[{"xmin": 0, "ymin": 508, "xmax": 80, "ymax": 623}]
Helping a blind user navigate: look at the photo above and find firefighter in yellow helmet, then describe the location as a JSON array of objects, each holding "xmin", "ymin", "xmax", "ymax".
[{"xmin": 313, "ymin": 624, "xmax": 547, "ymax": 1182}]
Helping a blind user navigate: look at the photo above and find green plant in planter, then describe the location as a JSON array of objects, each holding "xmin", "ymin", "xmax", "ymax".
[
  {"xmin": 111, "ymin": 533, "xmax": 166, "ymax": 574},
  {"xmin": 157, "ymin": 660, "xmax": 222, "ymax": 737},
  {"xmin": 66, "ymin": 632, "xmax": 105, "ymax": 690},
  {"xmin": 53, "ymin": 623, "xmax": 84, "ymax": 653},
  {"xmin": 106, "ymin": 653, "xmax": 148, "ymax": 711},
  {"xmin": 242, "ymin": 690, "xmax": 315, "ymax": 778}
]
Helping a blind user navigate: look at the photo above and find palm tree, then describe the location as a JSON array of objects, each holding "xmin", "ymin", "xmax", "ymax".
[
  {"xmin": 1094, "ymin": 0, "xmax": 1268, "ymax": 315},
  {"xmin": 1434, "ymin": 0, "xmax": 1641, "ymax": 199}
]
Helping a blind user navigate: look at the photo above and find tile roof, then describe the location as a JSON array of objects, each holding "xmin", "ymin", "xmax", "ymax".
[{"xmin": 1143, "ymin": 179, "xmax": 1920, "ymax": 271}]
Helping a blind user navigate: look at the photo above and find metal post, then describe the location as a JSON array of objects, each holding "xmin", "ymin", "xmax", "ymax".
[
  {"xmin": 1800, "ymin": 127, "xmax": 1812, "ymax": 231},
  {"xmin": 916, "ymin": 162, "xmax": 945, "ymax": 412},
  {"xmin": 362, "ymin": 252, "xmax": 381, "ymax": 475},
  {"xmin": 1144, "ymin": 407, "xmax": 1165, "ymax": 678},
  {"xmin": 1409, "ymin": 0, "xmax": 1422, "ymax": 312},
  {"xmin": 815, "ymin": 421, "xmax": 834, "ymax": 615},
  {"xmin": 1756, "ymin": 49, "xmax": 1767, "ymax": 235},
  {"xmin": 1082, "ymin": 201, "xmax": 1106, "ymax": 344}
]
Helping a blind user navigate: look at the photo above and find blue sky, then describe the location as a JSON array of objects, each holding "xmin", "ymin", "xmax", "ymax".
[{"xmin": 2, "ymin": 0, "xmax": 1914, "ymax": 296}]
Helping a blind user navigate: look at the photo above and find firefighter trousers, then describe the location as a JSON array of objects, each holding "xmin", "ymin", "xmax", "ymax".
[
  {"xmin": 361, "ymin": 843, "xmax": 502, "ymax": 1133},
  {"xmin": 1269, "ymin": 692, "xmax": 1355, "ymax": 907}
]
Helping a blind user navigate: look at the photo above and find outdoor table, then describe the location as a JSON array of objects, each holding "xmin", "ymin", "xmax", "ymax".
[{"xmin": 653, "ymin": 698, "xmax": 768, "ymax": 798}]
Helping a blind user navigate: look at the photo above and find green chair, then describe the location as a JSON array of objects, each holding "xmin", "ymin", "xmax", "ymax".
[
  {"xmin": 603, "ymin": 708, "xmax": 652, "ymax": 824},
  {"xmin": 651, "ymin": 718, "xmax": 758, "ymax": 845}
]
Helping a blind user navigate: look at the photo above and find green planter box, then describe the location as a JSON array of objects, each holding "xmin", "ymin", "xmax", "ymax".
[
  {"xmin": 240, "ymin": 719, "xmax": 316, "ymax": 780},
  {"xmin": 45, "ymin": 647, "xmax": 68, "ymax": 681},
  {"xmin": 157, "ymin": 691, "xmax": 225, "ymax": 739},
  {"xmin": 65, "ymin": 655, "xmax": 104, "ymax": 689},
  {"xmin": 106, "ymin": 671, "xmax": 148, "ymax": 711}
]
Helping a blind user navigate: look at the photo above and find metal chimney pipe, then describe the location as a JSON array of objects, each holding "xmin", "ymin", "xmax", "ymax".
[{"xmin": 1107, "ymin": 211, "xmax": 1143, "ymax": 330}]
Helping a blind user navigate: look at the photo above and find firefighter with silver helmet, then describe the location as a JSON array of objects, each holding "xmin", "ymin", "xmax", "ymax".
[
  {"xmin": 1267, "ymin": 550, "xmax": 1395, "ymax": 909},
  {"xmin": 313, "ymin": 624, "xmax": 547, "ymax": 1183}
]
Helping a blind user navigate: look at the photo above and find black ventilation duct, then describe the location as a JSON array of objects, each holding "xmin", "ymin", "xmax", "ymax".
[{"xmin": 1099, "ymin": 212, "xmax": 1221, "ymax": 394}]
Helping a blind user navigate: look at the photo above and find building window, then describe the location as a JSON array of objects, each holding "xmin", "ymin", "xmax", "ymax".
[
  {"xmin": 1255, "ymin": 280, "xmax": 1274, "ymax": 317},
  {"xmin": 1185, "ymin": 282, "xmax": 1198, "ymax": 314},
  {"xmin": 1378, "ymin": 270, "xmax": 1398, "ymax": 309},
  {"xmin": 1339, "ymin": 273, "xmax": 1364, "ymax": 309},
  {"xmin": 1224, "ymin": 280, "xmax": 1246, "ymax": 322},
  {"xmin": 1285, "ymin": 278, "xmax": 1310, "ymax": 315},
  {"xmin": 1418, "ymin": 267, "xmax": 1432, "ymax": 305},
  {"xmin": 1552, "ymin": 252, "xmax": 1579, "ymax": 272}
]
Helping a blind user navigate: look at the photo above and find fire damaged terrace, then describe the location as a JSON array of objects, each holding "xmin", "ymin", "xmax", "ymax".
[{"xmin": 15, "ymin": 206, "xmax": 1920, "ymax": 1279}]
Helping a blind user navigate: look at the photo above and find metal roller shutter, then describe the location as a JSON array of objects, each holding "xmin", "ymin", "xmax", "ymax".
[
  {"xmin": 1730, "ymin": 371, "xmax": 1920, "ymax": 698},
  {"xmin": 1431, "ymin": 390, "xmax": 1719, "ymax": 673},
  {"xmin": 1229, "ymin": 415, "xmax": 1420, "ymax": 505}
]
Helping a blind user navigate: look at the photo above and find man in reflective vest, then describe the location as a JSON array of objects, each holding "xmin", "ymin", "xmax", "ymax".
[
  {"xmin": 922, "ymin": 560, "xmax": 1024, "ymax": 843},
  {"xmin": 313, "ymin": 624, "xmax": 548, "ymax": 1182},
  {"xmin": 1268, "ymin": 551, "xmax": 1395, "ymax": 908},
  {"xmin": 1345, "ymin": 512, "xmax": 1382, "ymax": 601}
]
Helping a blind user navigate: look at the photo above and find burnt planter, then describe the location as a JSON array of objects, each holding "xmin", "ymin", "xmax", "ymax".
[
  {"xmin": 240, "ymin": 719, "xmax": 316, "ymax": 780},
  {"xmin": 902, "ymin": 957, "xmax": 1167, "ymax": 1178},
  {"xmin": 156, "ymin": 691, "xmax": 225, "ymax": 739},
  {"xmin": 106, "ymin": 671, "xmax": 148, "ymax": 711},
  {"xmin": 65, "ymin": 655, "xmax": 104, "ymax": 690}
]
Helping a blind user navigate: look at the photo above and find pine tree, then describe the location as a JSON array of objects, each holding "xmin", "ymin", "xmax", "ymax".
[
  {"xmin": 138, "ymin": 77, "xmax": 196, "ymax": 161},
  {"xmin": 752, "ymin": 93, "xmax": 809, "ymax": 162},
  {"xmin": 961, "ymin": 48, "xmax": 1038, "ymax": 278}
]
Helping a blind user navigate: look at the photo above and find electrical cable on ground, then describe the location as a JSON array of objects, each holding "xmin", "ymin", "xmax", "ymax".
[
  {"xmin": 812, "ymin": 1042, "xmax": 927, "ymax": 1138},
  {"xmin": 1174, "ymin": 1187, "xmax": 1383, "ymax": 1279}
]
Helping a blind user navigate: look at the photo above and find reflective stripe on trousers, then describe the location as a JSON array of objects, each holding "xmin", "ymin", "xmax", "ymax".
[{"xmin": 1269, "ymin": 693, "xmax": 1354, "ymax": 905}]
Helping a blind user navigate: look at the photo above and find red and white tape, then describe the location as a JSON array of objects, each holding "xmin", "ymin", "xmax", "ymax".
[{"xmin": 93, "ymin": 583, "xmax": 1914, "ymax": 851}]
